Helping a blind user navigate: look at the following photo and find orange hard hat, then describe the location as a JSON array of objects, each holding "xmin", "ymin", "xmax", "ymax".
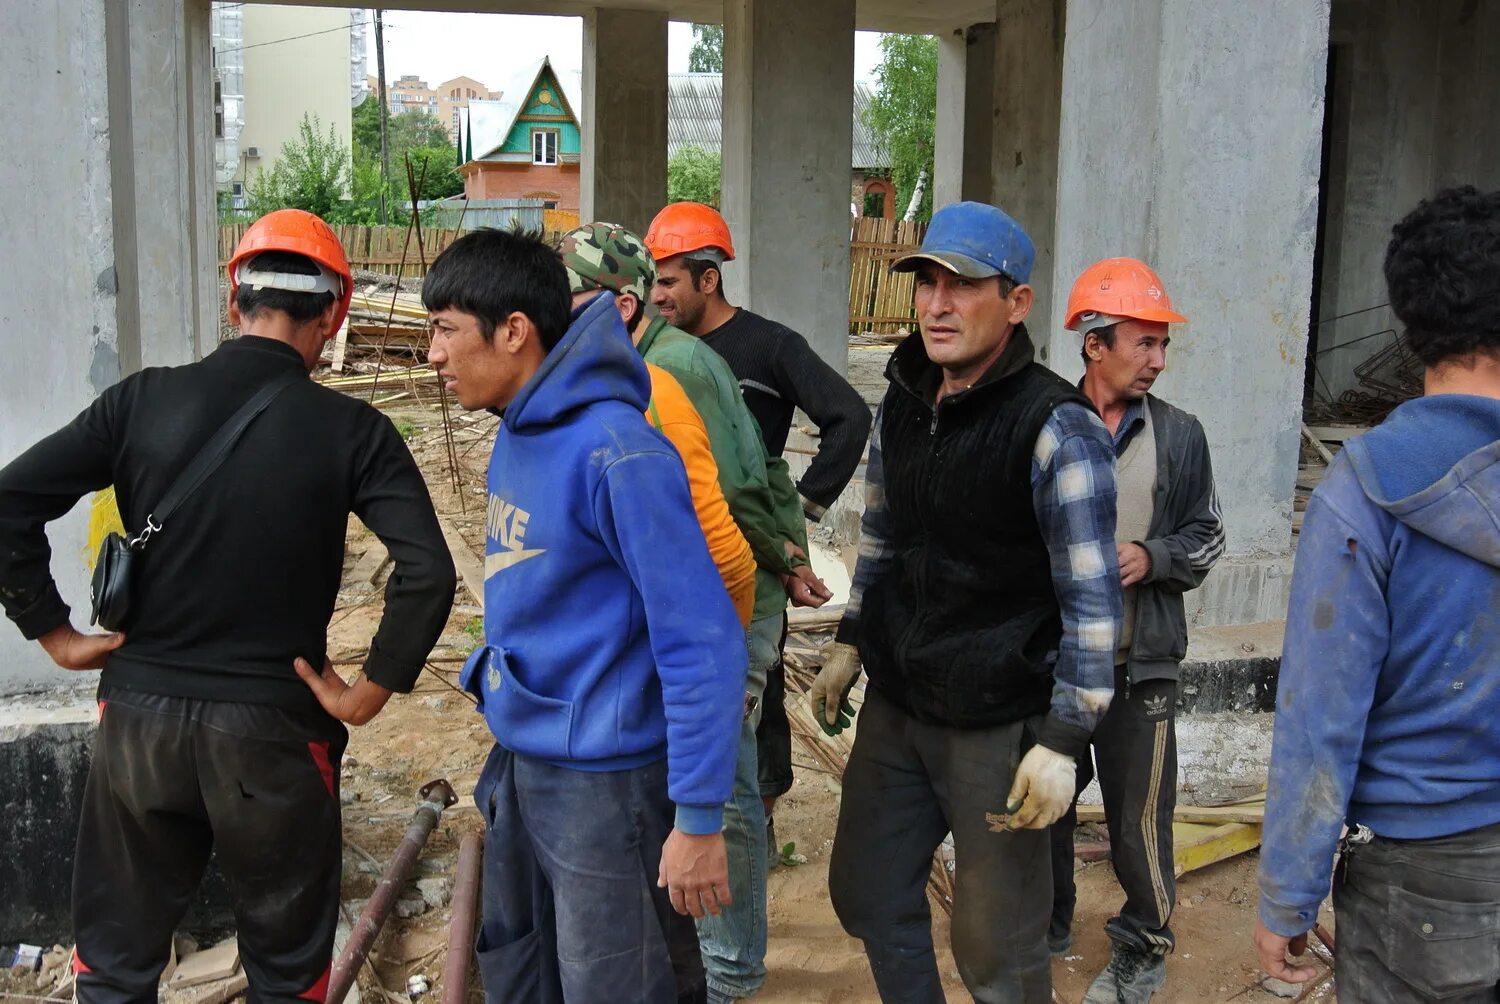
[
  {"xmin": 226, "ymin": 209, "xmax": 354, "ymax": 332},
  {"xmin": 644, "ymin": 202, "xmax": 736, "ymax": 263},
  {"xmin": 1064, "ymin": 257, "xmax": 1187, "ymax": 332}
]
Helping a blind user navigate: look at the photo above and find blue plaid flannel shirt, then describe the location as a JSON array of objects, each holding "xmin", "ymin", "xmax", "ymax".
[{"xmin": 838, "ymin": 399, "xmax": 1121, "ymax": 757}]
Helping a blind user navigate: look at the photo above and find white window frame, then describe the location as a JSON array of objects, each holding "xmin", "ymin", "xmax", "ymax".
[{"xmin": 531, "ymin": 129, "xmax": 558, "ymax": 166}]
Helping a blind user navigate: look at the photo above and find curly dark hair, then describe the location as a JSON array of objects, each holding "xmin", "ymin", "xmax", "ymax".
[{"xmin": 1384, "ymin": 186, "xmax": 1500, "ymax": 368}]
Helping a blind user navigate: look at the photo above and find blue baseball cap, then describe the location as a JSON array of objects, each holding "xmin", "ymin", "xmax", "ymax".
[{"xmin": 891, "ymin": 201, "xmax": 1035, "ymax": 284}]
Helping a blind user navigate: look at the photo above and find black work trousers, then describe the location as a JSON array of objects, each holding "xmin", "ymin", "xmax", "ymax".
[
  {"xmin": 829, "ymin": 687, "xmax": 1052, "ymax": 1003},
  {"xmin": 1050, "ymin": 667, "xmax": 1178, "ymax": 955},
  {"xmin": 754, "ymin": 614, "xmax": 792, "ymax": 800},
  {"xmin": 1333, "ymin": 819, "xmax": 1500, "ymax": 1002},
  {"xmin": 73, "ymin": 690, "xmax": 346, "ymax": 1004}
]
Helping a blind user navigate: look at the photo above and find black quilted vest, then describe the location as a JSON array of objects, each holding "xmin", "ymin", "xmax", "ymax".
[{"xmin": 859, "ymin": 324, "xmax": 1094, "ymax": 728}]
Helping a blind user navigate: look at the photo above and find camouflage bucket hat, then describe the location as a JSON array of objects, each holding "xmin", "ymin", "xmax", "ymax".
[{"xmin": 559, "ymin": 222, "xmax": 656, "ymax": 302}]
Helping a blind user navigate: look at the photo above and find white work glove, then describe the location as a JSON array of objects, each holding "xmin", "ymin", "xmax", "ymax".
[
  {"xmin": 808, "ymin": 642, "xmax": 862, "ymax": 737},
  {"xmin": 1004, "ymin": 745, "xmax": 1077, "ymax": 829}
]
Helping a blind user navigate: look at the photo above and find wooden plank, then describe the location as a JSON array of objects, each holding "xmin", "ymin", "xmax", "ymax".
[
  {"xmin": 1301, "ymin": 423, "xmax": 1337, "ymax": 465},
  {"xmin": 439, "ymin": 516, "xmax": 485, "ymax": 606},
  {"xmin": 1074, "ymin": 803, "xmax": 1265, "ymax": 826},
  {"xmin": 1173, "ymin": 821, "xmax": 1262, "ymax": 878},
  {"xmin": 1304, "ymin": 424, "xmax": 1368, "ymax": 443},
  {"xmin": 330, "ymin": 321, "xmax": 349, "ymax": 373}
]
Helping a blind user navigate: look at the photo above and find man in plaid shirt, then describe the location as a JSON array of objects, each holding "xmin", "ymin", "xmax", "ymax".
[{"xmin": 811, "ymin": 202, "xmax": 1122, "ymax": 1002}]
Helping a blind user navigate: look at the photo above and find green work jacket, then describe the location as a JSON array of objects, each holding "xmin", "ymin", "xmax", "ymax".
[{"xmin": 637, "ymin": 316, "xmax": 808, "ymax": 622}]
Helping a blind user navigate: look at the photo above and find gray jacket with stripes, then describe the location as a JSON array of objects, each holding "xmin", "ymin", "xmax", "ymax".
[{"xmin": 1124, "ymin": 394, "xmax": 1225, "ymax": 684}]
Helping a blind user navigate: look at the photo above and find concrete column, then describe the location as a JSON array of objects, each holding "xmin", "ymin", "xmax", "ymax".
[
  {"xmin": 580, "ymin": 7, "xmax": 668, "ymax": 234},
  {"xmin": 1051, "ymin": 0, "xmax": 1331, "ymax": 624},
  {"xmin": 934, "ymin": 23, "xmax": 1001, "ymax": 212},
  {"xmin": 992, "ymin": 0, "xmax": 1063, "ymax": 339},
  {"xmin": 933, "ymin": 29, "xmax": 967, "ymax": 210},
  {"xmin": 109, "ymin": 0, "xmax": 219, "ymax": 370},
  {"xmin": 721, "ymin": 0, "xmax": 855, "ymax": 372}
]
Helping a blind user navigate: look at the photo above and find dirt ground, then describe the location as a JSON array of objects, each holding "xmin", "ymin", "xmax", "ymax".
[{"xmin": 295, "ymin": 399, "xmax": 1331, "ymax": 1004}]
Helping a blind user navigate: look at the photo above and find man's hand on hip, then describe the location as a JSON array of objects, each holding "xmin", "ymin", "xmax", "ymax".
[
  {"xmin": 1117, "ymin": 541, "xmax": 1152, "ymax": 587},
  {"xmin": 1253, "ymin": 919, "xmax": 1318, "ymax": 984},
  {"xmin": 294, "ymin": 656, "xmax": 394, "ymax": 726},
  {"xmin": 658, "ymin": 829, "xmax": 731, "ymax": 918},
  {"xmin": 39, "ymin": 623, "xmax": 125, "ymax": 671},
  {"xmin": 809, "ymin": 641, "xmax": 861, "ymax": 736},
  {"xmin": 1004, "ymin": 745, "xmax": 1077, "ymax": 829}
]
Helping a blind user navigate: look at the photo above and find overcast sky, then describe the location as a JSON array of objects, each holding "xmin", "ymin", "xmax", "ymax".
[{"xmin": 366, "ymin": 11, "xmax": 884, "ymax": 90}]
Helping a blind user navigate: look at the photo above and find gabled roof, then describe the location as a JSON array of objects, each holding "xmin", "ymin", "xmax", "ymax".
[
  {"xmin": 465, "ymin": 57, "xmax": 581, "ymax": 162},
  {"xmin": 668, "ymin": 72, "xmax": 888, "ymax": 171}
]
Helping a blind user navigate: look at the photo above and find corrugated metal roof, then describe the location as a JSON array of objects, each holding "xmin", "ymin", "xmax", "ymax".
[{"xmin": 669, "ymin": 73, "xmax": 889, "ymax": 171}]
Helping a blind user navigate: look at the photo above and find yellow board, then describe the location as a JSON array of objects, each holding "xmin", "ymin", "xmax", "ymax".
[
  {"xmin": 86, "ymin": 488, "xmax": 125, "ymax": 570},
  {"xmin": 1173, "ymin": 821, "xmax": 1263, "ymax": 878}
]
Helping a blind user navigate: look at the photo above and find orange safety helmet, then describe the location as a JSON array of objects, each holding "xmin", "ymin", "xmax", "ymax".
[
  {"xmin": 226, "ymin": 209, "xmax": 354, "ymax": 332},
  {"xmin": 1064, "ymin": 257, "xmax": 1187, "ymax": 332},
  {"xmin": 644, "ymin": 202, "xmax": 736, "ymax": 263}
]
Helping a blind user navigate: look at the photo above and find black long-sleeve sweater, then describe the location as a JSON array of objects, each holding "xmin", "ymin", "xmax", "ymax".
[
  {"xmin": 700, "ymin": 308, "xmax": 871, "ymax": 517},
  {"xmin": 0, "ymin": 336, "xmax": 456, "ymax": 710}
]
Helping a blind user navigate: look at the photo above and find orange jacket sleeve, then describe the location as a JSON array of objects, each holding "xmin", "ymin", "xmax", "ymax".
[{"xmin": 645, "ymin": 365, "xmax": 757, "ymax": 630}]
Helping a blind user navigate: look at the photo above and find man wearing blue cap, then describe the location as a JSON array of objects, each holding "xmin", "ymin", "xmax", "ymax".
[{"xmin": 812, "ymin": 202, "xmax": 1123, "ymax": 1001}]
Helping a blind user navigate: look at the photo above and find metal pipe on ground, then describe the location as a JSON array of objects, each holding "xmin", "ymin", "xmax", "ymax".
[
  {"xmin": 441, "ymin": 831, "xmax": 484, "ymax": 1004},
  {"xmin": 327, "ymin": 779, "xmax": 459, "ymax": 1004}
]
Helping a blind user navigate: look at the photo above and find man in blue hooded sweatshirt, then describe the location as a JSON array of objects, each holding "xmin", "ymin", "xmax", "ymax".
[
  {"xmin": 1256, "ymin": 186, "xmax": 1500, "ymax": 1001},
  {"xmin": 423, "ymin": 229, "xmax": 746, "ymax": 1004}
]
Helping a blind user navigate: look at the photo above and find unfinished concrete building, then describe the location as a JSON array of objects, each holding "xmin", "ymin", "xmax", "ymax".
[{"xmin": 3, "ymin": 0, "xmax": 1499, "ymax": 938}]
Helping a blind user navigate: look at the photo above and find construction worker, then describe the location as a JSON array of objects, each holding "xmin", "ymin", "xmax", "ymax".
[
  {"xmin": 0, "ymin": 209, "xmax": 456, "ymax": 1003},
  {"xmin": 423, "ymin": 228, "xmax": 745, "ymax": 1003},
  {"xmin": 1257, "ymin": 186, "xmax": 1500, "ymax": 1000},
  {"xmin": 811, "ymin": 201, "xmax": 1123, "ymax": 1001},
  {"xmin": 560, "ymin": 220, "xmax": 824, "ymax": 1004},
  {"xmin": 1049, "ymin": 258, "xmax": 1225, "ymax": 1003},
  {"xmin": 645, "ymin": 200, "xmax": 871, "ymax": 873}
]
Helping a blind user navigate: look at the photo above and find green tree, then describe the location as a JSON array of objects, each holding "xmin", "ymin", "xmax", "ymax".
[
  {"xmin": 688, "ymin": 24, "xmax": 723, "ymax": 73},
  {"xmin": 351, "ymin": 97, "xmax": 464, "ymax": 201},
  {"xmin": 246, "ymin": 114, "xmax": 349, "ymax": 220},
  {"xmin": 864, "ymin": 33, "xmax": 938, "ymax": 222},
  {"xmin": 667, "ymin": 145, "xmax": 721, "ymax": 207}
]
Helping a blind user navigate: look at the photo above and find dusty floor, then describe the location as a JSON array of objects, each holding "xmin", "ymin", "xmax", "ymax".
[{"xmin": 297, "ymin": 399, "xmax": 1329, "ymax": 1004}]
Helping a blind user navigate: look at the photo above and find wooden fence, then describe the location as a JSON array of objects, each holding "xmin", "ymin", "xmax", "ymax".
[
  {"xmin": 220, "ymin": 217, "xmax": 927, "ymax": 330},
  {"xmin": 849, "ymin": 216, "xmax": 926, "ymax": 334},
  {"xmin": 218, "ymin": 224, "xmax": 466, "ymax": 278}
]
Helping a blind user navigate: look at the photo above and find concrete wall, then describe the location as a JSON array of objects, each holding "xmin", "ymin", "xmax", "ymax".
[
  {"xmin": 239, "ymin": 5, "xmax": 352, "ymax": 189},
  {"xmin": 1313, "ymin": 0, "xmax": 1500, "ymax": 401},
  {"xmin": 1, "ymin": 0, "xmax": 212, "ymax": 695},
  {"xmin": 1051, "ymin": 0, "xmax": 1330, "ymax": 567}
]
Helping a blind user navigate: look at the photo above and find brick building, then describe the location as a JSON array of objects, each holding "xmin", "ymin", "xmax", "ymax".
[{"xmin": 460, "ymin": 58, "xmax": 580, "ymax": 211}]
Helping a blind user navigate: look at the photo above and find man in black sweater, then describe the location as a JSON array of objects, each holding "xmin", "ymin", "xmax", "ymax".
[
  {"xmin": 645, "ymin": 202, "xmax": 872, "ymax": 890},
  {"xmin": 0, "ymin": 210, "xmax": 455, "ymax": 1004}
]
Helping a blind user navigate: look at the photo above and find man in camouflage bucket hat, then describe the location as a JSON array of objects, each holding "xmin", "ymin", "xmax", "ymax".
[{"xmin": 562, "ymin": 222, "xmax": 832, "ymax": 1004}]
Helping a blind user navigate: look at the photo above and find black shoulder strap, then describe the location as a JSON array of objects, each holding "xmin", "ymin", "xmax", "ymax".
[{"xmin": 131, "ymin": 369, "xmax": 304, "ymax": 548}]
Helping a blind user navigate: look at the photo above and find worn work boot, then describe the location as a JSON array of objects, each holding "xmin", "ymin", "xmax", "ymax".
[{"xmin": 1082, "ymin": 943, "xmax": 1166, "ymax": 1003}]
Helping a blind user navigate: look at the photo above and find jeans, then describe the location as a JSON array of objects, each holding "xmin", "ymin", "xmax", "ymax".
[
  {"xmin": 473, "ymin": 744, "xmax": 692, "ymax": 1004},
  {"xmin": 1333, "ymin": 819, "xmax": 1500, "ymax": 1003},
  {"xmin": 695, "ymin": 720, "xmax": 769, "ymax": 999},
  {"xmin": 829, "ymin": 687, "xmax": 1053, "ymax": 1004}
]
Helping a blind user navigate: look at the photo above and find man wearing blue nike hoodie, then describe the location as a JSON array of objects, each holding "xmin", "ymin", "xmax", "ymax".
[
  {"xmin": 423, "ymin": 229, "xmax": 746, "ymax": 1004},
  {"xmin": 1256, "ymin": 186, "xmax": 1500, "ymax": 1002}
]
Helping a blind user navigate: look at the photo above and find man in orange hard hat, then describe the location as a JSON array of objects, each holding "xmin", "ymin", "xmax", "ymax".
[
  {"xmin": 1050, "ymin": 258, "xmax": 1224, "ymax": 1003},
  {"xmin": 0, "ymin": 209, "xmax": 456, "ymax": 1003},
  {"xmin": 645, "ymin": 201, "xmax": 870, "ymax": 1002}
]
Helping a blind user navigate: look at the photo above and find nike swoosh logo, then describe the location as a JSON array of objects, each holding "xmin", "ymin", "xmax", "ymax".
[{"xmin": 484, "ymin": 549, "xmax": 547, "ymax": 579}]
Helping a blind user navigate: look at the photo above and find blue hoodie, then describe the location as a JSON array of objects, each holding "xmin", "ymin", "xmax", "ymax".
[
  {"xmin": 1259, "ymin": 394, "xmax": 1500, "ymax": 937},
  {"xmin": 459, "ymin": 292, "xmax": 746, "ymax": 834}
]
